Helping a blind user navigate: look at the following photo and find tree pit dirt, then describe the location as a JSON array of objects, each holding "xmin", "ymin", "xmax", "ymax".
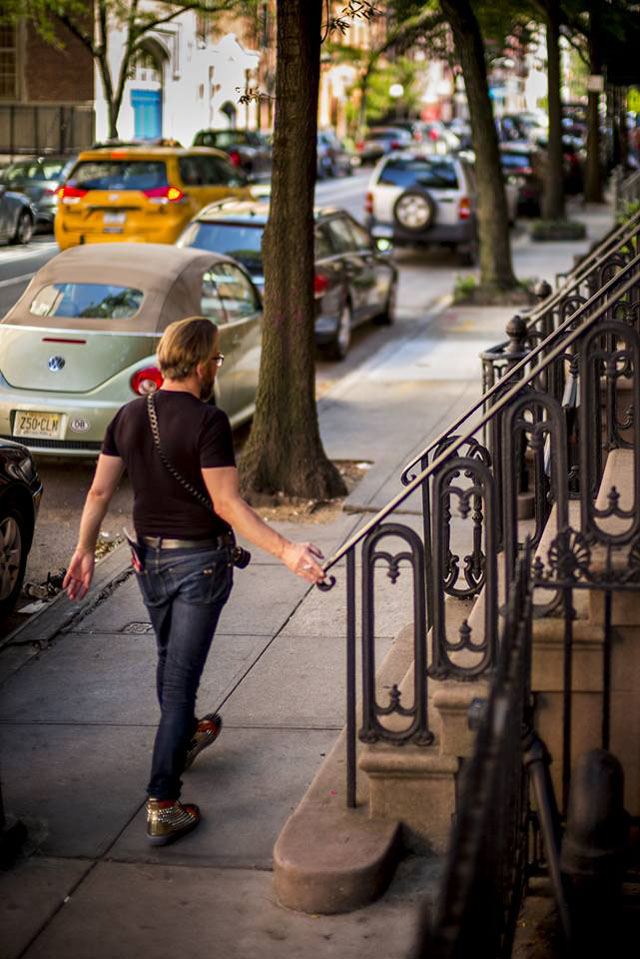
[{"xmin": 252, "ymin": 460, "xmax": 371, "ymax": 524}]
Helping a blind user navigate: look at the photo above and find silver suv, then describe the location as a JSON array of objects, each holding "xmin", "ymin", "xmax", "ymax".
[{"xmin": 365, "ymin": 152, "xmax": 479, "ymax": 264}]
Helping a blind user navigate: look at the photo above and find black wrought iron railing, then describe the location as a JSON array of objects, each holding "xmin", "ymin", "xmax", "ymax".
[
  {"xmin": 320, "ymin": 178, "xmax": 640, "ymax": 948},
  {"xmin": 419, "ymin": 547, "xmax": 534, "ymax": 959}
]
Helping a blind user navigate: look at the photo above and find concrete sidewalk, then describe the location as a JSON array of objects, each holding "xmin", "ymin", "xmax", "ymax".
[{"xmin": 0, "ymin": 205, "xmax": 613, "ymax": 959}]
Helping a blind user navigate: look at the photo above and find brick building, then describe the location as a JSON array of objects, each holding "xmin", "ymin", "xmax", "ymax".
[{"xmin": 0, "ymin": 14, "xmax": 94, "ymax": 157}]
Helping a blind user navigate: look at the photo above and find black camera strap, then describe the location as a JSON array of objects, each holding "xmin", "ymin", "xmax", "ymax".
[{"xmin": 146, "ymin": 393, "xmax": 215, "ymax": 514}]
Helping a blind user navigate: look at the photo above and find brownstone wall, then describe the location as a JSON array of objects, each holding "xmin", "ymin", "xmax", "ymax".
[{"xmin": 24, "ymin": 17, "xmax": 93, "ymax": 103}]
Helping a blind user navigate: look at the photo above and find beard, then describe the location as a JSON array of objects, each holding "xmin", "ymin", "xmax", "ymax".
[{"xmin": 199, "ymin": 368, "xmax": 215, "ymax": 402}]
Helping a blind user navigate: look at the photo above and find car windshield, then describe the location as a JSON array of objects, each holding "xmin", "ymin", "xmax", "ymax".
[
  {"xmin": 29, "ymin": 283, "xmax": 144, "ymax": 319},
  {"xmin": 179, "ymin": 222, "xmax": 264, "ymax": 273},
  {"xmin": 379, "ymin": 158, "xmax": 458, "ymax": 189},
  {"xmin": 67, "ymin": 160, "xmax": 168, "ymax": 191}
]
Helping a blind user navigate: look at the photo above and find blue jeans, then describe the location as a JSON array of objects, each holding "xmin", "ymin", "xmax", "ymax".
[{"xmin": 133, "ymin": 542, "xmax": 233, "ymax": 801}]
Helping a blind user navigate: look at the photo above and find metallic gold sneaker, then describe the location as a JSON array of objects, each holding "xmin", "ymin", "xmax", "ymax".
[
  {"xmin": 184, "ymin": 713, "xmax": 222, "ymax": 770},
  {"xmin": 146, "ymin": 799, "xmax": 200, "ymax": 845}
]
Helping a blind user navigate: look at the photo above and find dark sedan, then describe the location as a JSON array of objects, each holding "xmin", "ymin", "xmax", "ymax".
[
  {"xmin": 177, "ymin": 200, "xmax": 398, "ymax": 359},
  {"xmin": 0, "ymin": 184, "xmax": 36, "ymax": 245},
  {"xmin": 0, "ymin": 439, "xmax": 42, "ymax": 618},
  {"xmin": 192, "ymin": 129, "xmax": 271, "ymax": 179},
  {"xmin": 499, "ymin": 143, "xmax": 543, "ymax": 216},
  {"xmin": 0, "ymin": 155, "xmax": 75, "ymax": 229}
]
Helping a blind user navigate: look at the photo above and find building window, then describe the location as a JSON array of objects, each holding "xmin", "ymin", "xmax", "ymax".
[
  {"xmin": 0, "ymin": 22, "xmax": 17, "ymax": 100},
  {"xmin": 128, "ymin": 49, "xmax": 162, "ymax": 84}
]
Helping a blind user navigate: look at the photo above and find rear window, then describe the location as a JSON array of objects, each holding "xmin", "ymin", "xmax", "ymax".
[
  {"xmin": 29, "ymin": 283, "xmax": 144, "ymax": 319},
  {"xmin": 67, "ymin": 160, "xmax": 168, "ymax": 191},
  {"xmin": 41, "ymin": 160, "xmax": 67, "ymax": 179},
  {"xmin": 500, "ymin": 153, "xmax": 532, "ymax": 169},
  {"xmin": 378, "ymin": 158, "xmax": 458, "ymax": 189},
  {"xmin": 178, "ymin": 221, "xmax": 264, "ymax": 273}
]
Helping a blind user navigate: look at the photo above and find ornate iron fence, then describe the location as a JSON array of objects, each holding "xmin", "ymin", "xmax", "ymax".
[
  {"xmin": 318, "ymin": 170, "xmax": 640, "ymax": 950},
  {"xmin": 418, "ymin": 548, "xmax": 534, "ymax": 958}
]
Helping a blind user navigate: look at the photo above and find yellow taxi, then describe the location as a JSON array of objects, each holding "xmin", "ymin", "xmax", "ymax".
[{"xmin": 54, "ymin": 146, "xmax": 251, "ymax": 249}]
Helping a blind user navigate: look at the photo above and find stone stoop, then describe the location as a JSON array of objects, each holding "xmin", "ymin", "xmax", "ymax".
[
  {"xmin": 274, "ymin": 596, "xmax": 482, "ymax": 913},
  {"xmin": 274, "ymin": 622, "xmax": 413, "ymax": 914},
  {"xmin": 531, "ymin": 448, "xmax": 640, "ymax": 815}
]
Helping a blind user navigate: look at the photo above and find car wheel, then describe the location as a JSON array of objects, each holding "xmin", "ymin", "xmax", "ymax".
[
  {"xmin": 393, "ymin": 189, "xmax": 435, "ymax": 233},
  {"xmin": 374, "ymin": 278, "xmax": 396, "ymax": 326},
  {"xmin": 11, "ymin": 211, "xmax": 33, "ymax": 246},
  {"xmin": 328, "ymin": 301, "xmax": 352, "ymax": 360},
  {"xmin": 0, "ymin": 505, "xmax": 28, "ymax": 618}
]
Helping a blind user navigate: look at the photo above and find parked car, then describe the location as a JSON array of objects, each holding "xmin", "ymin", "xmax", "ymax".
[
  {"xmin": 0, "ymin": 155, "xmax": 76, "ymax": 230},
  {"xmin": 54, "ymin": 146, "xmax": 251, "ymax": 250},
  {"xmin": 0, "ymin": 438, "xmax": 42, "ymax": 617},
  {"xmin": 499, "ymin": 143, "xmax": 543, "ymax": 215},
  {"xmin": 413, "ymin": 121, "xmax": 462, "ymax": 155},
  {"xmin": 0, "ymin": 184, "xmax": 36, "ymax": 246},
  {"xmin": 192, "ymin": 129, "xmax": 271, "ymax": 179},
  {"xmin": 317, "ymin": 130, "xmax": 357, "ymax": 178},
  {"xmin": 177, "ymin": 199, "xmax": 398, "ymax": 360},
  {"xmin": 365, "ymin": 152, "xmax": 479, "ymax": 264},
  {"xmin": 356, "ymin": 127, "xmax": 414, "ymax": 164},
  {"xmin": 0, "ymin": 244, "xmax": 262, "ymax": 456}
]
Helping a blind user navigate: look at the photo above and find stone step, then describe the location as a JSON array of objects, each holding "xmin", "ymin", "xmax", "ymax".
[{"xmin": 274, "ymin": 621, "xmax": 421, "ymax": 914}]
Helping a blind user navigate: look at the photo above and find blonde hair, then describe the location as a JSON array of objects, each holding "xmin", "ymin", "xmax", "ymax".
[{"xmin": 157, "ymin": 317, "xmax": 218, "ymax": 380}]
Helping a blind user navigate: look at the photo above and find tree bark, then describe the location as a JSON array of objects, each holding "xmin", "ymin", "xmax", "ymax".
[
  {"xmin": 585, "ymin": 4, "xmax": 604, "ymax": 202},
  {"xmin": 239, "ymin": 0, "xmax": 346, "ymax": 500},
  {"xmin": 542, "ymin": 6, "xmax": 565, "ymax": 221},
  {"xmin": 440, "ymin": 0, "xmax": 517, "ymax": 291}
]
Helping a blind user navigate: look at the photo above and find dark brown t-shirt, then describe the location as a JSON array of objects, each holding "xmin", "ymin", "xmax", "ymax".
[{"xmin": 102, "ymin": 391, "xmax": 235, "ymax": 540}]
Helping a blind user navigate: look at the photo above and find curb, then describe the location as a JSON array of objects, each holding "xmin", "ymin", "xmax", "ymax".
[{"xmin": 0, "ymin": 542, "xmax": 132, "ymax": 653}]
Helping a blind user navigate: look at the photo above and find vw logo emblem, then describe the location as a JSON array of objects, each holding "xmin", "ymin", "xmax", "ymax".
[{"xmin": 48, "ymin": 355, "xmax": 65, "ymax": 372}]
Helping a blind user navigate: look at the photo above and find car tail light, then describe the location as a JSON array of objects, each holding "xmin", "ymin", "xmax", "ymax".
[
  {"xmin": 459, "ymin": 197, "xmax": 471, "ymax": 220},
  {"xmin": 430, "ymin": 129, "xmax": 438, "ymax": 141},
  {"xmin": 355, "ymin": 141, "xmax": 364, "ymax": 151},
  {"xmin": 313, "ymin": 273, "xmax": 329, "ymax": 298},
  {"xmin": 228, "ymin": 150, "xmax": 241, "ymax": 166},
  {"xmin": 131, "ymin": 366, "xmax": 164, "ymax": 395},
  {"xmin": 365, "ymin": 191, "xmax": 373, "ymax": 215},
  {"xmin": 391, "ymin": 140, "xmax": 402, "ymax": 149},
  {"xmin": 520, "ymin": 166, "xmax": 533, "ymax": 175},
  {"xmin": 143, "ymin": 185, "xmax": 184, "ymax": 203},
  {"xmin": 57, "ymin": 185, "xmax": 88, "ymax": 203}
]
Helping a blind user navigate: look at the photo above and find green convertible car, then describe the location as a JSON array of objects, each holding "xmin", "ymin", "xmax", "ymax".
[{"xmin": 0, "ymin": 243, "xmax": 262, "ymax": 456}]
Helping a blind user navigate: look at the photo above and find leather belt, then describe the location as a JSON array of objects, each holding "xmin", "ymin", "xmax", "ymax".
[{"xmin": 139, "ymin": 533, "xmax": 234, "ymax": 550}]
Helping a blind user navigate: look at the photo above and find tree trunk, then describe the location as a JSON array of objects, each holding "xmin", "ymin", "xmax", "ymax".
[
  {"xmin": 239, "ymin": 0, "xmax": 346, "ymax": 500},
  {"xmin": 440, "ymin": 0, "xmax": 517, "ymax": 291},
  {"xmin": 585, "ymin": 5, "xmax": 604, "ymax": 202},
  {"xmin": 542, "ymin": 7, "xmax": 565, "ymax": 221}
]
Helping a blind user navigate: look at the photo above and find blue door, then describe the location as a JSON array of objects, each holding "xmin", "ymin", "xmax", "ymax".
[{"xmin": 131, "ymin": 89, "xmax": 162, "ymax": 140}]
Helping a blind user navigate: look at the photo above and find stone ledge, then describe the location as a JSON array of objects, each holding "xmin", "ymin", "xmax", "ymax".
[
  {"xmin": 273, "ymin": 806, "xmax": 401, "ymax": 914},
  {"xmin": 272, "ymin": 618, "xmax": 418, "ymax": 915}
]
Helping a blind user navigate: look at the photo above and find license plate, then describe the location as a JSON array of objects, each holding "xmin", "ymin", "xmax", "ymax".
[
  {"xmin": 104, "ymin": 212, "xmax": 126, "ymax": 225},
  {"xmin": 14, "ymin": 411, "xmax": 62, "ymax": 439}
]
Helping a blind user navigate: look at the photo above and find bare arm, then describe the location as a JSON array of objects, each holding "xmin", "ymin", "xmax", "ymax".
[
  {"xmin": 64, "ymin": 454, "xmax": 125, "ymax": 600},
  {"xmin": 202, "ymin": 466, "xmax": 325, "ymax": 584}
]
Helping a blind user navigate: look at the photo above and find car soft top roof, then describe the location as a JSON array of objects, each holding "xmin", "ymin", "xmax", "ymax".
[{"xmin": 1, "ymin": 243, "xmax": 227, "ymax": 334}]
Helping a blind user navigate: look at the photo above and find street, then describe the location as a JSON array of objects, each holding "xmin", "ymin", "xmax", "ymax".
[{"xmin": 0, "ymin": 170, "xmax": 474, "ymax": 631}]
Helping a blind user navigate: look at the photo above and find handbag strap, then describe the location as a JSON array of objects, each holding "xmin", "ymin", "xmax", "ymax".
[{"xmin": 146, "ymin": 393, "xmax": 214, "ymax": 514}]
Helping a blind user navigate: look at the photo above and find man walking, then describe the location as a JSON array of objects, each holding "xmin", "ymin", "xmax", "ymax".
[{"xmin": 64, "ymin": 317, "xmax": 325, "ymax": 845}]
